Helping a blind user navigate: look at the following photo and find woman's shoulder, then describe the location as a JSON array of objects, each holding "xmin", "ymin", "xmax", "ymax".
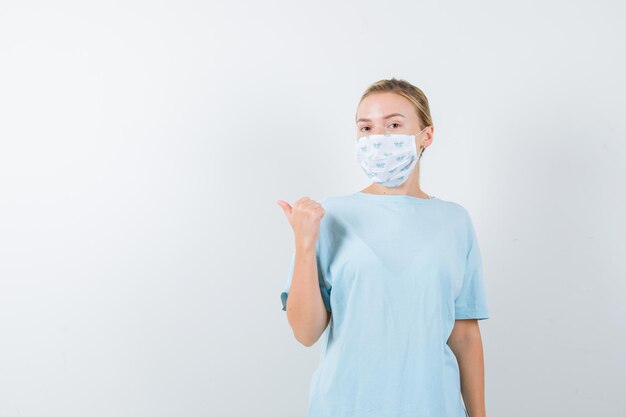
[
  {"xmin": 318, "ymin": 193, "xmax": 361, "ymax": 212},
  {"xmin": 436, "ymin": 197, "xmax": 471, "ymax": 215}
]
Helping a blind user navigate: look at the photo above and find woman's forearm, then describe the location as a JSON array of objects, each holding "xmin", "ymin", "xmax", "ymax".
[
  {"xmin": 448, "ymin": 322, "xmax": 487, "ymax": 417},
  {"xmin": 284, "ymin": 244, "xmax": 330, "ymax": 347}
]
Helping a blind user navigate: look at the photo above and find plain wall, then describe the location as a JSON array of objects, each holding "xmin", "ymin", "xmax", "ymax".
[{"xmin": 0, "ymin": 0, "xmax": 624, "ymax": 416}]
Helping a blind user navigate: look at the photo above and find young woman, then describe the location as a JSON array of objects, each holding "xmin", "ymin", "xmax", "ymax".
[{"xmin": 277, "ymin": 78, "xmax": 490, "ymax": 417}]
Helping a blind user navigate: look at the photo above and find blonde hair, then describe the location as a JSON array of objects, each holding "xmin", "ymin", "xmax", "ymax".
[{"xmin": 357, "ymin": 78, "xmax": 433, "ymax": 158}]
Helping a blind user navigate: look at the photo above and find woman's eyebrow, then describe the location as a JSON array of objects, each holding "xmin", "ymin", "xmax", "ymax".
[{"xmin": 356, "ymin": 113, "xmax": 406, "ymax": 123}]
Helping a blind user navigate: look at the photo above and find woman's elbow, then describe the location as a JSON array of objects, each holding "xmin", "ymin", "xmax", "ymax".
[{"xmin": 287, "ymin": 309, "xmax": 331, "ymax": 347}]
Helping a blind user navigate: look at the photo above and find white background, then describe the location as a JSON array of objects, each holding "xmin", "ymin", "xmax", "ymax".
[{"xmin": 0, "ymin": 0, "xmax": 624, "ymax": 416}]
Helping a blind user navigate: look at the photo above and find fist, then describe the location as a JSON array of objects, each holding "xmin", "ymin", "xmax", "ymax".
[{"xmin": 277, "ymin": 197, "xmax": 325, "ymax": 250}]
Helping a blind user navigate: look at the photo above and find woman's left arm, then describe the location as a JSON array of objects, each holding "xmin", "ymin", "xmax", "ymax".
[{"xmin": 447, "ymin": 319, "xmax": 487, "ymax": 417}]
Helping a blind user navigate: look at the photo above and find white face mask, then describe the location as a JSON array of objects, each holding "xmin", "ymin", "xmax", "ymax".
[{"xmin": 354, "ymin": 126, "xmax": 428, "ymax": 188}]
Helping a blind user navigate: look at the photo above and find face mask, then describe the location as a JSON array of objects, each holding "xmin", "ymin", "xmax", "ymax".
[{"xmin": 354, "ymin": 126, "xmax": 428, "ymax": 188}]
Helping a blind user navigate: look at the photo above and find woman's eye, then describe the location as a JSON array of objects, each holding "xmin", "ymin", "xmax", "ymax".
[
  {"xmin": 360, "ymin": 126, "xmax": 370, "ymax": 132},
  {"xmin": 389, "ymin": 123, "xmax": 400, "ymax": 129}
]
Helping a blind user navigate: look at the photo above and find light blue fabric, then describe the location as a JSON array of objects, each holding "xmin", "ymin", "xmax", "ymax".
[{"xmin": 280, "ymin": 192, "xmax": 490, "ymax": 417}]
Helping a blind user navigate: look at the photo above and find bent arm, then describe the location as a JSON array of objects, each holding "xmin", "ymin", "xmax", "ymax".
[{"xmin": 284, "ymin": 243, "xmax": 331, "ymax": 347}]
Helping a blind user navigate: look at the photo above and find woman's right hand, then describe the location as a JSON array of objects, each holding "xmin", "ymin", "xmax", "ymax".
[{"xmin": 276, "ymin": 197, "xmax": 325, "ymax": 250}]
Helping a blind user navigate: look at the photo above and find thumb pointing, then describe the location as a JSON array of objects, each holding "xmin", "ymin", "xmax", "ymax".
[{"xmin": 276, "ymin": 200, "xmax": 292, "ymax": 218}]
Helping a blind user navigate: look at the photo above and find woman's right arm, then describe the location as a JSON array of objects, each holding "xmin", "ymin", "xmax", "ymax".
[
  {"xmin": 285, "ymin": 242, "xmax": 331, "ymax": 347},
  {"xmin": 277, "ymin": 197, "xmax": 331, "ymax": 347}
]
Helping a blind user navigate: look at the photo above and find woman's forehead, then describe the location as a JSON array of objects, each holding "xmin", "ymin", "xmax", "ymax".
[{"xmin": 357, "ymin": 93, "xmax": 414, "ymax": 120}]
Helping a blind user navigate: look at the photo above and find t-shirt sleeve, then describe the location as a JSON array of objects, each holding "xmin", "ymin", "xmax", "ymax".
[
  {"xmin": 454, "ymin": 211, "xmax": 490, "ymax": 320},
  {"xmin": 280, "ymin": 244, "xmax": 332, "ymax": 313}
]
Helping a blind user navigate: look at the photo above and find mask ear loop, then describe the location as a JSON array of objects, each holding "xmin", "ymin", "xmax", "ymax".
[{"xmin": 416, "ymin": 125, "xmax": 428, "ymax": 161}]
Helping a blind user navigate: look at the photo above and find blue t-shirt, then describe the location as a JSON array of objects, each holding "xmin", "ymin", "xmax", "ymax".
[{"xmin": 280, "ymin": 191, "xmax": 490, "ymax": 417}]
